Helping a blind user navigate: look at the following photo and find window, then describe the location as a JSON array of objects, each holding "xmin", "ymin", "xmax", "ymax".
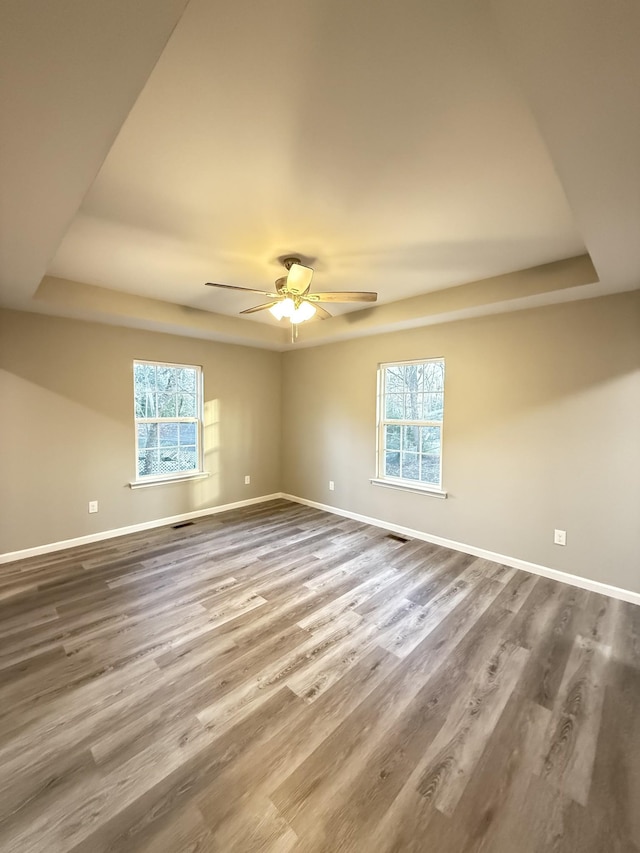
[
  {"xmin": 376, "ymin": 358, "xmax": 445, "ymax": 493},
  {"xmin": 133, "ymin": 360, "xmax": 203, "ymax": 483}
]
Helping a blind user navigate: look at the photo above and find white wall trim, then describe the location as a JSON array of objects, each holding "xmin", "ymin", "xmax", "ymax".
[
  {"xmin": 4, "ymin": 490, "xmax": 639, "ymax": 608},
  {"xmin": 282, "ymin": 493, "xmax": 640, "ymax": 607},
  {"xmin": 0, "ymin": 493, "xmax": 285, "ymax": 565}
]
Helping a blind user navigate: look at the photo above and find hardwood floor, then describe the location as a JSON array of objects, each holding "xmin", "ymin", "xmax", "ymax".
[{"xmin": 0, "ymin": 499, "xmax": 638, "ymax": 852}]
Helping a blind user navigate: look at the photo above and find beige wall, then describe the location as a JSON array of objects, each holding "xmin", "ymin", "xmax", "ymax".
[
  {"xmin": 282, "ymin": 291, "xmax": 640, "ymax": 593},
  {"xmin": 0, "ymin": 310, "xmax": 282, "ymax": 553},
  {"xmin": 2, "ymin": 293, "xmax": 639, "ymax": 595}
]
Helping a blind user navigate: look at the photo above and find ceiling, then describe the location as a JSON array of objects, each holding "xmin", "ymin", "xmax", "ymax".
[{"xmin": 2, "ymin": 0, "xmax": 639, "ymax": 350}]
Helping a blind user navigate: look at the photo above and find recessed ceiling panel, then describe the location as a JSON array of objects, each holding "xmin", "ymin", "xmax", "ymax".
[{"xmin": 48, "ymin": 0, "xmax": 584, "ymax": 324}]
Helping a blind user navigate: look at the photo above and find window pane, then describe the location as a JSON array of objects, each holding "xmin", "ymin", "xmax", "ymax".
[
  {"xmin": 136, "ymin": 393, "xmax": 156, "ymax": 418},
  {"xmin": 420, "ymin": 426, "xmax": 441, "ymax": 453},
  {"xmin": 401, "ymin": 452, "xmax": 419, "ymax": 480},
  {"xmin": 156, "ymin": 366, "xmax": 177, "ymax": 394},
  {"xmin": 420, "ymin": 426, "xmax": 441, "ymax": 485},
  {"xmin": 420, "ymin": 454, "xmax": 440, "ymax": 485},
  {"xmin": 137, "ymin": 422, "xmax": 158, "ymax": 449},
  {"xmin": 133, "ymin": 363, "xmax": 144, "ymax": 392},
  {"xmin": 134, "ymin": 363, "xmax": 156, "ymax": 393},
  {"xmin": 157, "ymin": 393, "xmax": 177, "ymax": 417},
  {"xmin": 385, "ymin": 366, "xmax": 405, "ymax": 393},
  {"xmin": 385, "ymin": 451, "xmax": 400, "ymax": 477},
  {"xmin": 156, "ymin": 447, "xmax": 197, "ymax": 474},
  {"xmin": 176, "ymin": 393, "xmax": 196, "ymax": 418},
  {"xmin": 159, "ymin": 422, "xmax": 179, "ymax": 447},
  {"xmin": 423, "ymin": 393, "xmax": 444, "ymax": 421},
  {"xmin": 402, "ymin": 425, "xmax": 419, "ymax": 452},
  {"xmin": 138, "ymin": 448, "xmax": 160, "ymax": 477},
  {"xmin": 424, "ymin": 361, "xmax": 445, "ymax": 392},
  {"xmin": 158, "ymin": 448, "xmax": 179, "ymax": 475},
  {"xmin": 404, "ymin": 391, "xmax": 421, "ymax": 420},
  {"xmin": 404, "ymin": 363, "xmax": 421, "ymax": 394},
  {"xmin": 134, "ymin": 362, "xmax": 157, "ymax": 417},
  {"xmin": 385, "ymin": 424, "xmax": 400, "ymax": 450},
  {"xmin": 177, "ymin": 447, "xmax": 197, "ymax": 470},
  {"xmin": 177, "ymin": 368, "xmax": 196, "ymax": 392},
  {"xmin": 385, "ymin": 394, "xmax": 404, "ymax": 419},
  {"xmin": 179, "ymin": 422, "xmax": 197, "ymax": 445}
]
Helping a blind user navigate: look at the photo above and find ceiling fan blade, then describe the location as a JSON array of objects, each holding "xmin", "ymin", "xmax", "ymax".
[
  {"xmin": 312, "ymin": 304, "xmax": 333, "ymax": 320},
  {"xmin": 205, "ymin": 282, "xmax": 279, "ymax": 298},
  {"xmin": 239, "ymin": 301, "xmax": 280, "ymax": 315},
  {"xmin": 286, "ymin": 263, "xmax": 314, "ymax": 295},
  {"xmin": 308, "ymin": 291, "xmax": 378, "ymax": 303}
]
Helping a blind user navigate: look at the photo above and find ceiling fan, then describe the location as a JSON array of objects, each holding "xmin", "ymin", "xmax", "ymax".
[{"xmin": 205, "ymin": 257, "xmax": 377, "ymax": 326}]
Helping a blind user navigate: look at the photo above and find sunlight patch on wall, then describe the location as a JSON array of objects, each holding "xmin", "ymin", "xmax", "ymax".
[{"xmin": 191, "ymin": 398, "xmax": 220, "ymax": 508}]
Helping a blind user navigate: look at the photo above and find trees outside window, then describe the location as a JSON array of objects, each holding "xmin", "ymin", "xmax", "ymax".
[
  {"xmin": 378, "ymin": 358, "xmax": 445, "ymax": 489},
  {"xmin": 133, "ymin": 361, "xmax": 203, "ymax": 481}
]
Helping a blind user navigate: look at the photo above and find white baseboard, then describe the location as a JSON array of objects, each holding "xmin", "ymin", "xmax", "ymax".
[
  {"xmin": 4, "ymin": 491, "xmax": 639, "ymax": 608},
  {"xmin": 0, "ymin": 494, "xmax": 285, "ymax": 565},
  {"xmin": 282, "ymin": 493, "xmax": 640, "ymax": 607}
]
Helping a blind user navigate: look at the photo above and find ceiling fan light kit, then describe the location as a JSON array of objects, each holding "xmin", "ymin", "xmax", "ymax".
[
  {"xmin": 290, "ymin": 301, "xmax": 316, "ymax": 323},
  {"xmin": 269, "ymin": 298, "xmax": 294, "ymax": 320},
  {"xmin": 205, "ymin": 255, "xmax": 377, "ymax": 335},
  {"xmin": 269, "ymin": 297, "xmax": 316, "ymax": 323}
]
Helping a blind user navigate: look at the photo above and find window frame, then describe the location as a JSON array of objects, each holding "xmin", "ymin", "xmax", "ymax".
[
  {"xmin": 131, "ymin": 359, "xmax": 205, "ymax": 487},
  {"xmin": 374, "ymin": 357, "xmax": 446, "ymax": 498}
]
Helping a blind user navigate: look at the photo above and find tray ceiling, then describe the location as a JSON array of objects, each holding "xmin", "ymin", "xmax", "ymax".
[{"xmin": 2, "ymin": 0, "xmax": 639, "ymax": 349}]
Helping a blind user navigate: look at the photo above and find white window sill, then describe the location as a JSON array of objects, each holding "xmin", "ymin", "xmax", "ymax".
[
  {"xmin": 129, "ymin": 472, "xmax": 210, "ymax": 489},
  {"xmin": 370, "ymin": 477, "xmax": 448, "ymax": 499}
]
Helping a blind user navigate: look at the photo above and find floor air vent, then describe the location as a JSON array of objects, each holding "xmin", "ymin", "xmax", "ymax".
[
  {"xmin": 386, "ymin": 533, "xmax": 410, "ymax": 543},
  {"xmin": 172, "ymin": 521, "xmax": 195, "ymax": 529}
]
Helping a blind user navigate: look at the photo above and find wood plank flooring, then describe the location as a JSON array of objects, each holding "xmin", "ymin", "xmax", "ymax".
[{"xmin": 0, "ymin": 499, "xmax": 638, "ymax": 852}]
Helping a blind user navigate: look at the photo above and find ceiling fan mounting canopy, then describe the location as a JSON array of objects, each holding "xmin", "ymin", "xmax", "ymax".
[{"xmin": 205, "ymin": 254, "xmax": 377, "ymax": 326}]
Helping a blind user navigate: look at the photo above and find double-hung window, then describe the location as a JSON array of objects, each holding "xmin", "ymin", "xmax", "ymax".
[
  {"xmin": 133, "ymin": 360, "xmax": 204, "ymax": 484},
  {"xmin": 376, "ymin": 358, "xmax": 445, "ymax": 494}
]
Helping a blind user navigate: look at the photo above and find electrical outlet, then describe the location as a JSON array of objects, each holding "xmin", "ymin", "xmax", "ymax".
[
  {"xmin": 554, "ymin": 529, "xmax": 566, "ymax": 546},
  {"xmin": 244, "ymin": 475, "xmax": 251, "ymax": 485},
  {"xmin": 88, "ymin": 500, "xmax": 98, "ymax": 514},
  {"xmin": 329, "ymin": 481, "xmax": 335, "ymax": 491}
]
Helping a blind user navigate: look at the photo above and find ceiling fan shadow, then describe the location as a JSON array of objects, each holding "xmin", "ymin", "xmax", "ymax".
[{"xmin": 342, "ymin": 305, "xmax": 379, "ymax": 324}]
